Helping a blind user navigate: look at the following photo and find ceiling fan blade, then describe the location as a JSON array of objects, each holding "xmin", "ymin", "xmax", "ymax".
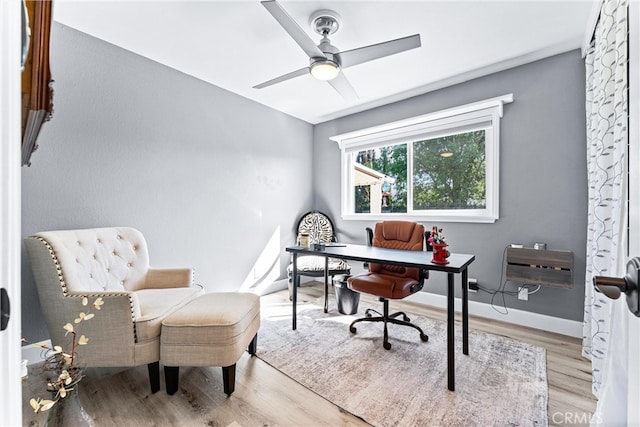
[
  {"xmin": 253, "ymin": 66, "xmax": 310, "ymax": 89},
  {"xmin": 339, "ymin": 34, "xmax": 421, "ymax": 69},
  {"xmin": 328, "ymin": 72, "xmax": 359, "ymax": 102},
  {"xmin": 261, "ymin": 0, "xmax": 325, "ymax": 59}
]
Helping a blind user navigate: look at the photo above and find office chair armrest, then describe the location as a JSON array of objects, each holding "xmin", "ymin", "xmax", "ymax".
[
  {"xmin": 419, "ymin": 269, "xmax": 430, "ymax": 283},
  {"xmin": 363, "ymin": 227, "xmax": 374, "ymax": 269},
  {"xmin": 366, "ymin": 227, "xmax": 374, "ymax": 246}
]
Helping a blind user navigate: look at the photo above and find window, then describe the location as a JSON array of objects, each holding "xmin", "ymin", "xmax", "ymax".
[{"xmin": 331, "ymin": 94, "xmax": 513, "ymax": 223}]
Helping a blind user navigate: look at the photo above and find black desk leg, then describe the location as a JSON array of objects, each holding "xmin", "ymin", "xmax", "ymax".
[
  {"xmin": 292, "ymin": 253, "xmax": 298, "ymax": 330},
  {"xmin": 462, "ymin": 268, "xmax": 469, "ymax": 356},
  {"xmin": 324, "ymin": 257, "xmax": 329, "ymax": 313},
  {"xmin": 447, "ymin": 272, "xmax": 455, "ymax": 391}
]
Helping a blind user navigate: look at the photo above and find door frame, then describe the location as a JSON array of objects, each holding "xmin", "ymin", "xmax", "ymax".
[{"xmin": 0, "ymin": 0, "xmax": 24, "ymax": 425}]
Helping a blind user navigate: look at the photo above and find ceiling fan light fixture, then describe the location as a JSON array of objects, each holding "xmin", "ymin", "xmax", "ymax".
[{"xmin": 310, "ymin": 60, "xmax": 340, "ymax": 81}]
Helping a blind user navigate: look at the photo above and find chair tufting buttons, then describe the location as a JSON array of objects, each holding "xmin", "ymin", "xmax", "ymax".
[{"xmin": 127, "ymin": 263, "xmax": 132, "ymax": 268}]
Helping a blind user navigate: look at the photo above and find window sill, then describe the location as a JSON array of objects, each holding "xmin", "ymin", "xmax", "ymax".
[{"xmin": 342, "ymin": 212, "xmax": 498, "ymax": 223}]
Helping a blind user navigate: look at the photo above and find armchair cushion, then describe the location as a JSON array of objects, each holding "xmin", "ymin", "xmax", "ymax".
[
  {"xmin": 135, "ymin": 287, "xmax": 204, "ymax": 342},
  {"xmin": 33, "ymin": 227, "xmax": 150, "ymax": 293}
]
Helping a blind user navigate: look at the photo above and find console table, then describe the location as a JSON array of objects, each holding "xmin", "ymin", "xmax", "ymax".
[{"xmin": 286, "ymin": 243, "xmax": 475, "ymax": 391}]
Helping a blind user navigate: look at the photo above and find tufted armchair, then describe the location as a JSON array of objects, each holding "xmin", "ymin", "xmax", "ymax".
[{"xmin": 24, "ymin": 227, "xmax": 204, "ymax": 393}]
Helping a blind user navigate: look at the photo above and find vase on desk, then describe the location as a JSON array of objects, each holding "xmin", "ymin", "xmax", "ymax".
[{"xmin": 431, "ymin": 243, "xmax": 450, "ymax": 265}]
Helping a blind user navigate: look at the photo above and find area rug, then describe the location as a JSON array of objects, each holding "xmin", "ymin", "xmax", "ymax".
[{"xmin": 257, "ymin": 298, "xmax": 548, "ymax": 427}]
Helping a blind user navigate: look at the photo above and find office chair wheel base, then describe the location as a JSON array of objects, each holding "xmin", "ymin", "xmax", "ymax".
[
  {"xmin": 349, "ymin": 326, "xmax": 357, "ymax": 334},
  {"xmin": 383, "ymin": 341, "xmax": 392, "ymax": 350},
  {"xmin": 420, "ymin": 333, "xmax": 429, "ymax": 342}
]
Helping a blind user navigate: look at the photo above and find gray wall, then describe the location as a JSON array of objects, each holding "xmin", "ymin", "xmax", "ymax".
[
  {"xmin": 313, "ymin": 50, "xmax": 588, "ymax": 322},
  {"xmin": 21, "ymin": 24, "xmax": 588, "ymax": 342},
  {"xmin": 21, "ymin": 24, "xmax": 313, "ymax": 342}
]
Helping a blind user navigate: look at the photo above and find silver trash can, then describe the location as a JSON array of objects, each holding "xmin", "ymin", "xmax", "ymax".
[{"xmin": 333, "ymin": 274, "xmax": 360, "ymax": 315}]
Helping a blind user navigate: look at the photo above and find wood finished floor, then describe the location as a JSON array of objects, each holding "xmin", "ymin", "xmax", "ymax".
[{"xmin": 22, "ymin": 283, "xmax": 597, "ymax": 426}]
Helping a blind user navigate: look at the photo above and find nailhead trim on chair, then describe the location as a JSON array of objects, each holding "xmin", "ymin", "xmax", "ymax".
[{"xmin": 30, "ymin": 236, "xmax": 140, "ymax": 342}]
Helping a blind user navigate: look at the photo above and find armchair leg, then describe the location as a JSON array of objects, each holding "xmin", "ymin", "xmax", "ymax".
[
  {"xmin": 165, "ymin": 366, "xmax": 179, "ymax": 395},
  {"xmin": 248, "ymin": 333, "xmax": 258, "ymax": 355},
  {"xmin": 222, "ymin": 364, "xmax": 236, "ymax": 396},
  {"xmin": 164, "ymin": 364, "xmax": 241, "ymax": 397},
  {"xmin": 148, "ymin": 361, "xmax": 160, "ymax": 394}
]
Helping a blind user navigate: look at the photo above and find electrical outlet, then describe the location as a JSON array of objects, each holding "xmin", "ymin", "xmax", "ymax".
[
  {"xmin": 518, "ymin": 286, "xmax": 528, "ymax": 301},
  {"xmin": 468, "ymin": 278, "xmax": 479, "ymax": 292}
]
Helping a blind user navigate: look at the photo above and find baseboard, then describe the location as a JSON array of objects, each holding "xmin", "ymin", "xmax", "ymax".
[
  {"xmin": 22, "ymin": 340, "xmax": 52, "ymax": 366},
  {"xmin": 406, "ymin": 291, "xmax": 583, "ymax": 338}
]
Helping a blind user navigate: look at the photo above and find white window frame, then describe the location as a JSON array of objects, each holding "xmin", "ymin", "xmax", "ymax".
[{"xmin": 331, "ymin": 94, "xmax": 513, "ymax": 223}]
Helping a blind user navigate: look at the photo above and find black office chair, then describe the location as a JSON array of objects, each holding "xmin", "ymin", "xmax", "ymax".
[
  {"xmin": 347, "ymin": 221, "xmax": 430, "ymax": 350},
  {"xmin": 287, "ymin": 211, "xmax": 351, "ymax": 301}
]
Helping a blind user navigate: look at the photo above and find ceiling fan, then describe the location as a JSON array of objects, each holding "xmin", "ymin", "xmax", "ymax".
[{"xmin": 253, "ymin": 0, "xmax": 421, "ymax": 101}]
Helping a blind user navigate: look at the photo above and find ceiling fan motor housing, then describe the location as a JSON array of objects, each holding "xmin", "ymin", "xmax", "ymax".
[{"xmin": 310, "ymin": 9, "xmax": 342, "ymax": 36}]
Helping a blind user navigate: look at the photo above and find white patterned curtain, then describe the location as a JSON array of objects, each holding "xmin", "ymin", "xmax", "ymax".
[{"xmin": 582, "ymin": 0, "xmax": 628, "ymax": 423}]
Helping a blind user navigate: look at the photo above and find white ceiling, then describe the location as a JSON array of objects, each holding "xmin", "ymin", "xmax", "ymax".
[{"xmin": 52, "ymin": 0, "xmax": 595, "ymax": 124}]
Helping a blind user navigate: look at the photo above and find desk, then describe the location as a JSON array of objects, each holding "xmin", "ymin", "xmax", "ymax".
[{"xmin": 286, "ymin": 244, "xmax": 475, "ymax": 391}]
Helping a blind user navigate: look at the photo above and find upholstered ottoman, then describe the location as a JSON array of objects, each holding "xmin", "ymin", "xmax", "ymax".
[{"xmin": 160, "ymin": 292, "xmax": 260, "ymax": 396}]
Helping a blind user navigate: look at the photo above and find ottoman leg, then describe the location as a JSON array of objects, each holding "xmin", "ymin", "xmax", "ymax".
[
  {"xmin": 148, "ymin": 361, "xmax": 160, "ymax": 394},
  {"xmin": 248, "ymin": 333, "xmax": 258, "ymax": 355},
  {"xmin": 222, "ymin": 364, "xmax": 236, "ymax": 396},
  {"xmin": 165, "ymin": 366, "xmax": 180, "ymax": 395}
]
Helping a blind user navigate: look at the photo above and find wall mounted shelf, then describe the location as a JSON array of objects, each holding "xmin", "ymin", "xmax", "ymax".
[{"xmin": 506, "ymin": 247, "xmax": 574, "ymax": 288}]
